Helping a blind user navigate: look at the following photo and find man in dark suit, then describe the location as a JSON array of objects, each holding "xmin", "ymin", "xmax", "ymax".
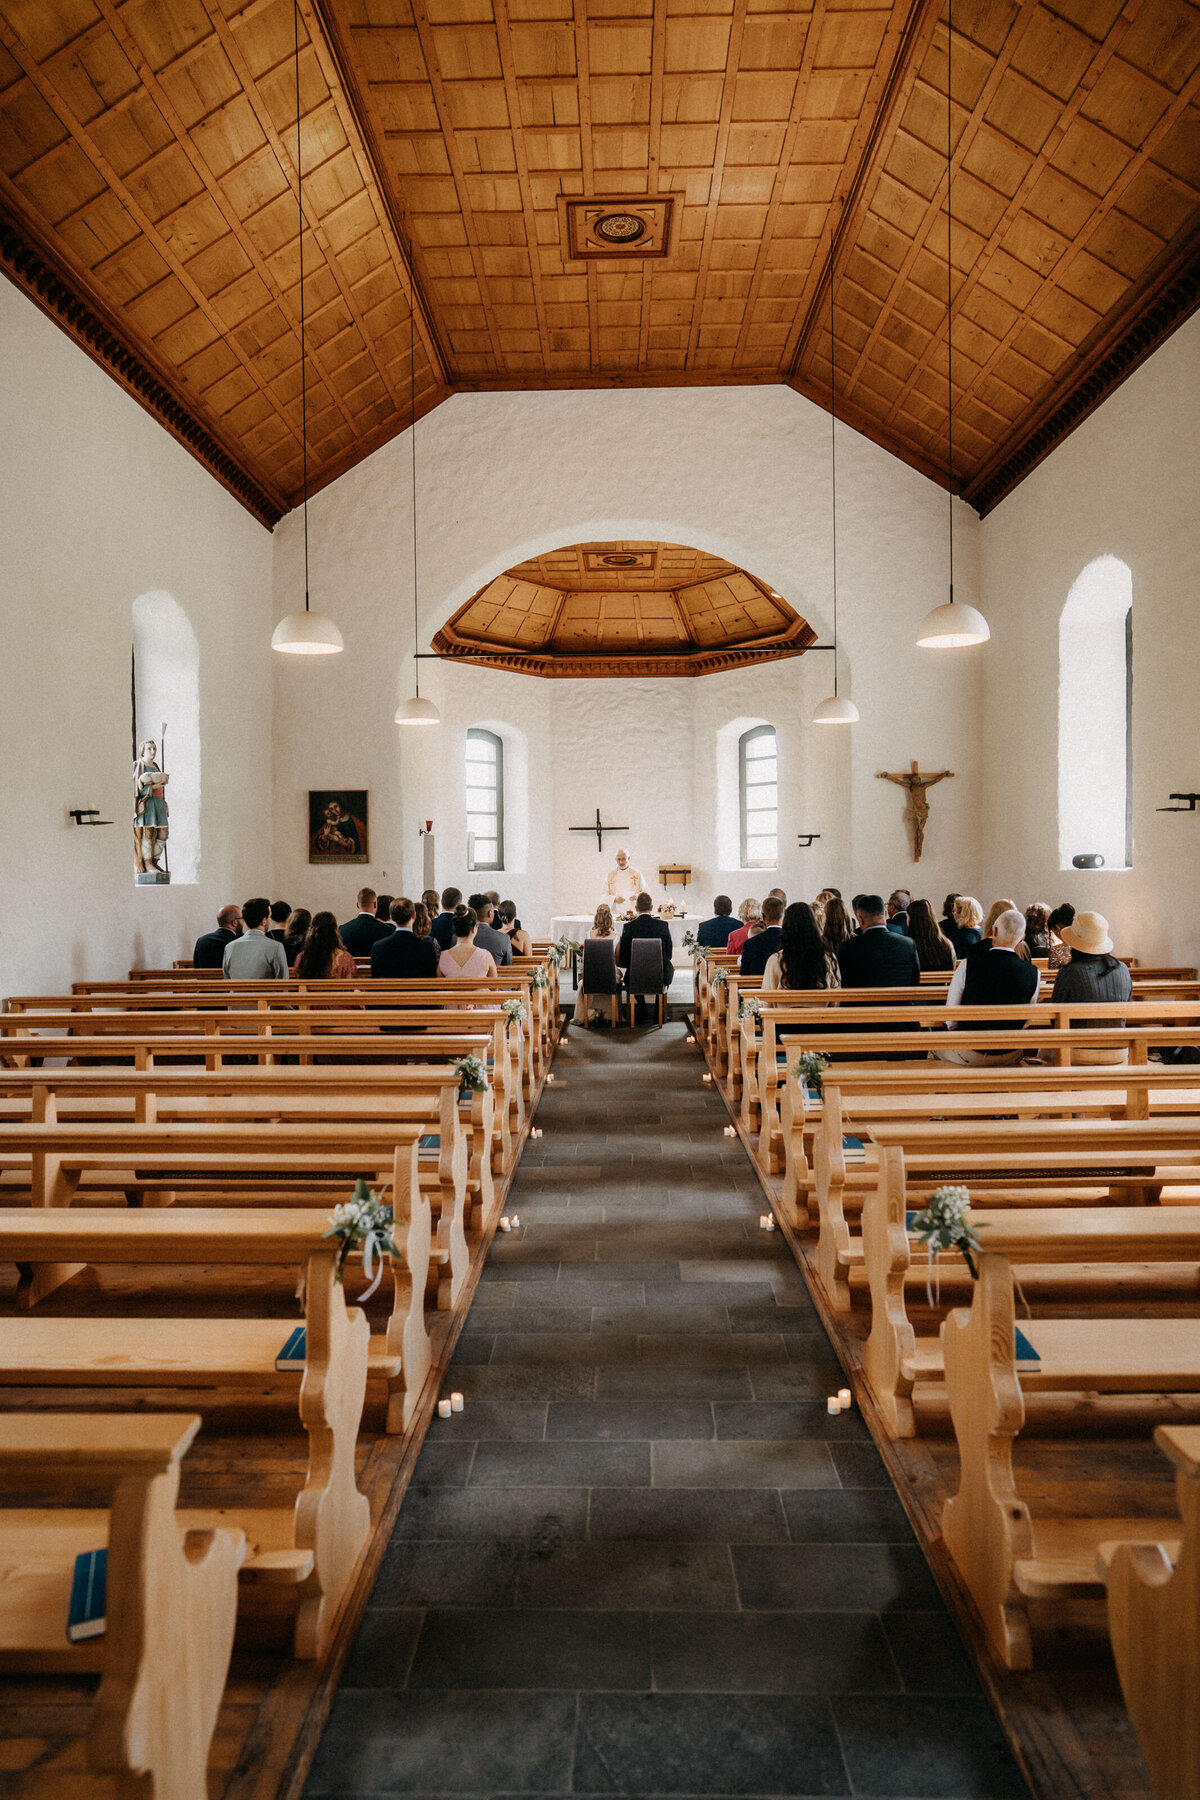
[
  {"xmin": 617, "ymin": 892, "xmax": 674, "ymax": 1015},
  {"xmin": 372, "ymin": 898, "xmax": 439, "ymax": 978},
  {"xmin": 697, "ymin": 895, "xmax": 739, "ymax": 948},
  {"xmin": 838, "ymin": 895, "xmax": 922, "ymax": 987},
  {"xmin": 266, "ymin": 900, "xmax": 291, "ymax": 943},
  {"xmin": 430, "ymin": 886, "xmax": 462, "ymax": 953},
  {"xmin": 886, "ymin": 889, "xmax": 912, "ymax": 936},
  {"xmin": 193, "ymin": 904, "xmax": 242, "ymax": 968},
  {"xmin": 339, "ymin": 887, "xmax": 393, "ymax": 958},
  {"xmin": 739, "ymin": 896, "xmax": 784, "ymax": 976}
]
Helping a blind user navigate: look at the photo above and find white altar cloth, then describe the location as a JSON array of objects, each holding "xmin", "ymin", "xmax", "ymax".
[{"xmin": 550, "ymin": 914, "xmax": 700, "ymax": 954}]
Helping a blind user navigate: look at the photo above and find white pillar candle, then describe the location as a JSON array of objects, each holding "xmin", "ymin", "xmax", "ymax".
[
  {"xmin": 723, "ymin": 1125, "xmax": 735, "ymax": 1138},
  {"xmin": 510, "ymin": 1214, "xmax": 520, "ymax": 1228},
  {"xmin": 546, "ymin": 1074, "xmax": 555, "ymax": 1084},
  {"xmin": 499, "ymin": 1216, "xmax": 511, "ymax": 1232},
  {"xmin": 759, "ymin": 1214, "xmax": 769, "ymax": 1230},
  {"xmin": 766, "ymin": 1215, "xmax": 776, "ymax": 1231},
  {"xmin": 450, "ymin": 1392, "xmax": 464, "ymax": 1413},
  {"xmin": 438, "ymin": 1399, "xmax": 452, "ymax": 1419},
  {"xmin": 686, "ymin": 1036, "xmax": 696, "ymax": 1045},
  {"xmin": 838, "ymin": 1387, "xmax": 853, "ymax": 1410},
  {"xmin": 702, "ymin": 1073, "xmax": 713, "ymax": 1084},
  {"xmin": 826, "ymin": 1396, "xmax": 842, "ymax": 1416}
]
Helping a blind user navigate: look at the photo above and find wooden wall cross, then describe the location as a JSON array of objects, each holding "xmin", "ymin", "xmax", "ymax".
[{"xmin": 876, "ymin": 761, "xmax": 954, "ymax": 862}]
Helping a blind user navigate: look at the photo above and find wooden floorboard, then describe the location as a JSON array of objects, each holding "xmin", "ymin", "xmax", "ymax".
[
  {"xmin": 690, "ymin": 1014, "xmax": 1158, "ymax": 1800},
  {"xmin": 0, "ymin": 1028, "xmax": 562, "ymax": 1800}
]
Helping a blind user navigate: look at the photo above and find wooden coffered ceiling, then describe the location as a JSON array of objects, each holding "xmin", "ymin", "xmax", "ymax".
[
  {"xmin": 1, "ymin": 0, "xmax": 1198, "ymax": 527},
  {"xmin": 432, "ymin": 538, "xmax": 817, "ymax": 674}
]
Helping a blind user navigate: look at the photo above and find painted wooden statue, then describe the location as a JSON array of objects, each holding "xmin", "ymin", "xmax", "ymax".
[
  {"xmin": 877, "ymin": 761, "xmax": 954, "ymax": 862},
  {"xmin": 133, "ymin": 736, "xmax": 170, "ymax": 877}
]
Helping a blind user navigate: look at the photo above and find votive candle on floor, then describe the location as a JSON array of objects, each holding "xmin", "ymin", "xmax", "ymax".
[
  {"xmin": 450, "ymin": 1392, "xmax": 464, "ymax": 1413},
  {"xmin": 826, "ymin": 1396, "xmax": 842, "ymax": 1416},
  {"xmin": 838, "ymin": 1387, "xmax": 853, "ymax": 1410},
  {"xmin": 438, "ymin": 1399, "xmax": 452, "ymax": 1418}
]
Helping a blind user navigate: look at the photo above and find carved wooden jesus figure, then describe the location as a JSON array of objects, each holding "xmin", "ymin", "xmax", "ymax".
[{"xmin": 877, "ymin": 761, "xmax": 954, "ymax": 862}]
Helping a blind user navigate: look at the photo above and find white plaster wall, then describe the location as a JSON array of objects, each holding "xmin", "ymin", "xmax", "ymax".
[
  {"xmin": 979, "ymin": 310, "xmax": 1200, "ymax": 970},
  {"xmin": 0, "ymin": 279, "xmax": 275, "ymax": 996},
  {"xmin": 272, "ymin": 385, "xmax": 986, "ymax": 931}
]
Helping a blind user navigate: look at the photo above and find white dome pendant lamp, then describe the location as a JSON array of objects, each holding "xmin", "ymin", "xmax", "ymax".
[
  {"xmin": 813, "ymin": 210, "xmax": 859, "ymax": 726},
  {"xmin": 917, "ymin": 0, "xmax": 988, "ymax": 651},
  {"xmin": 273, "ymin": 0, "xmax": 342, "ymax": 656},
  {"xmin": 396, "ymin": 295, "xmax": 441, "ymax": 725}
]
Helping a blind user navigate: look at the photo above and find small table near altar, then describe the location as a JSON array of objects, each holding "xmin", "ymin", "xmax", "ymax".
[{"xmin": 549, "ymin": 914, "xmax": 702, "ymax": 988}]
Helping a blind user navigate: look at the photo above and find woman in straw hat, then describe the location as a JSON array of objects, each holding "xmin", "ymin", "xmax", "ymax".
[{"xmin": 1049, "ymin": 911, "xmax": 1133, "ymax": 1064}]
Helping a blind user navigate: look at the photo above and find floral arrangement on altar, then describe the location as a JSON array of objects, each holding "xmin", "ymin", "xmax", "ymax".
[
  {"xmin": 619, "ymin": 908, "xmax": 637, "ymax": 922},
  {"xmin": 657, "ymin": 901, "xmax": 681, "ymax": 918},
  {"xmin": 324, "ymin": 1178, "xmax": 399, "ymax": 1285}
]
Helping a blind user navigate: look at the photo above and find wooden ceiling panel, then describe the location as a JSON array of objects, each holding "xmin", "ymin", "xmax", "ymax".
[
  {"xmin": 435, "ymin": 537, "xmax": 815, "ymax": 672},
  {"xmin": 0, "ymin": 0, "xmax": 1196, "ymax": 526}
]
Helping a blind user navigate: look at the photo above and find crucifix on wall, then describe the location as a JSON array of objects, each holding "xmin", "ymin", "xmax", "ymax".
[
  {"xmin": 568, "ymin": 808, "xmax": 630, "ymax": 852},
  {"xmin": 877, "ymin": 761, "xmax": 954, "ymax": 862}
]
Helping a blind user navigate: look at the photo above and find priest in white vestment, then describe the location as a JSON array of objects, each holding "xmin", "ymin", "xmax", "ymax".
[{"xmin": 606, "ymin": 847, "xmax": 645, "ymax": 911}]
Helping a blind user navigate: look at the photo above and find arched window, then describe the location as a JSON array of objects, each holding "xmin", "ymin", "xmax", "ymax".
[
  {"xmin": 1058, "ymin": 556, "xmax": 1133, "ymax": 871},
  {"xmin": 739, "ymin": 724, "xmax": 778, "ymax": 868},
  {"xmin": 466, "ymin": 728, "xmax": 504, "ymax": 871}
]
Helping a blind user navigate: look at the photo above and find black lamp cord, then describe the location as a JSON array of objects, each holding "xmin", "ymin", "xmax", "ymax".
[
  {"xmin": 411, "ymin": 298, "xmax": 420, "ymax": 698},
  {"xmin": 828, "ymin": 208, "xmax": 839, "ymax": 695},
  {"xmin": 947, "ymin": 0, "xmax": 954, "ymax": 608},
  {"xmin": 294, "ymin": 0, "xmax": 310, "ymax": 614}
]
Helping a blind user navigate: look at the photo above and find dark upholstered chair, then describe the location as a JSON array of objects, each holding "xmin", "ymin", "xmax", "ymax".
[
  {"xmin": 580, "ymin": 936, "xmax": 621, "ymax": 1028},
  {"xmin": 625, "ymin": 937, "xmax": 667, "ymax": 1028}
]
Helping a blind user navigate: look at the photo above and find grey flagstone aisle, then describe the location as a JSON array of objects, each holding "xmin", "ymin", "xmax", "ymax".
[{"xmin": 305, "ymin": 1019, "xmax": 1029, "ymax": 1800}]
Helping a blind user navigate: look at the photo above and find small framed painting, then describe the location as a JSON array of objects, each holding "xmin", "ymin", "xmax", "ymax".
[{"xmin": 309, "ymin": 790, "xmax": 369, "ymax": 864}]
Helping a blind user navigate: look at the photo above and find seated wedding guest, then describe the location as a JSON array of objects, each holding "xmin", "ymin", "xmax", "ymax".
[
  {"xmin": 1047, "ymin": 903, "xmax": 1075, "ymax": 968},
  {"xmin": 617, "ymin": 892, "xmax": 674, "ymax": 1015},
  {"xmin": 193, "ymin": 903, "xmax": 242, "ymax": 968},
  {"xmin": 815, "ymin": 886, "xmax": 842, "ymax": 910},
  {"xmin": 282, "ymin": 907, "xmax": 312, "ymax": 966},
  {"xmin": 498, "ymin": 901, "xmax": 531, "ymax": 957},
  {"xmin": 935, "ymin": 907, "xmax": 1038, "ymax": 1063},
  {"xmin": 267, "ymin": 900, "xmax": 291, "ymax": 943},
  {"xmin": 372, "ymin": 897, "xmax": 438, "ymax": 977},
  {"xmin": 940, "ymin": 893, "xmax": 960, "ymax": 945},
  {"xmin": 422, "ymin": 888, "xmax": 441, "ymax": 921},
  {"xmin": 573, "ymin": 903, "xmax": 618, "ymax": 1024},
  {"xmin": 1024, "ymin": 902, "xmax": 1052, "ymax": 957},
  {"xmin": 412, "ymin": 901, "xmax": 433, "ymax": 940},
  {"xmin": 725, "ymin": 898, "xmax": 761, "ymax": 958},
  {"xmin": 763, "ymin": 902, "xmax": 839, "ymax": 991},
  {"xmin": 485, "ymin": 890, "xmax": 501, "ymax": 910},
  {"xmin": 907, "ymin": 897, "xmax": 956, "ymax": 972},
  {"xmin": 886, "ymin": 889, "xmax": 912, "ymax": 936},
  {"xmin": 469, "ymin": 893, "xmax": 513, "ymax": 965},
  {"xmin": 375, "ymin": 893, "xmax": 395, "ymax": 925},
  {"xmin": 1050, "ymin": 911, "xmax": 1132, "ymax": 1063},
  {"xmin": 296, "ymin": 911, "xmax": 357, "ymax": 979},
  {"xmin": 982, "ymin": 896, "xmax": 1034, "ymax": 963},
  {"xmin": 439, "ymin": 905, "xmax": 496, "ymax": 979},
  {"xmin": 740, "ymin": 895, "xmax": 785, "ymax": 977},
  {"xmin": 837, "ymin": 895, "xmax": 921, "ymax": 987},
  {"xmin": 339, "ymin": 888, "xmax": 392, "ymax": 958},
  {"xmin": 223, "ymin": 897, "xmax": 287, "ymax": 979},
  {"xmin": 697, "ymin": 895, "xmax": 739, "ymax": 948},
  {"xmin": 821, "ymin": 895, "xmax": 854, "ymax": 960},
  {"xmin": 431, "ymin": 887, "xmax": 462, "ymax": 953},
  {"xmin": 948, "ymin": 894, "xmax": 984, "ymax": 956}
]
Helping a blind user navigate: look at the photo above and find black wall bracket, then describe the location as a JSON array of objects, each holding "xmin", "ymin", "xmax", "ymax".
[{"xmin": 69, "ymin": 809, "xmax": 114, "ymax": 826}]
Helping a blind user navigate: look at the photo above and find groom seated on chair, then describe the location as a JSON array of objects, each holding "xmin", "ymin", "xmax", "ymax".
[{"xmin": 617, "ymin": 891, "xmax": 675, "ymax": 1017}]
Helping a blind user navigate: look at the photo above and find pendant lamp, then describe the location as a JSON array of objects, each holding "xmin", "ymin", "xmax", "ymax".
[
  {"xmin": 916, "ymin": 0, "xmax": 988, "ymax": 651},
  {"xmin": 812, "ymin": 209, "xmax": 858, "ymax": 725},
  {"xmin": 395, "ymin": 295, "xmax": 441, "ymax": 725},
  {"xmin": 273, "ymin": 0, "xmax": 342, "ymax": 655}
]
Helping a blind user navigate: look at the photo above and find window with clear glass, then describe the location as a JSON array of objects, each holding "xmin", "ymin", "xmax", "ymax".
[
  {"xmin": 739, "ymin": 725, "xmax": 778, "ymax": 868},
  {"xmin": 1058, "ymin": 557, "xmax": 1133, "ymax": 870},
  {"xmin": 466, "ymin": 729, "xmax": 504, "ymax": 871}
]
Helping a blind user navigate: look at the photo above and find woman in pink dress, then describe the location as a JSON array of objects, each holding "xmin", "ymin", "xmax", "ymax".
[{"xmin": 438, "ymin": 905, "xmax": 497, "ymax": 979}]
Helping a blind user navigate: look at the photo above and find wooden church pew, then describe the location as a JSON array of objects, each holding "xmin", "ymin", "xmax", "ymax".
[
  {"xmin": 0, "ymin": 1412, "xmax": 242, "ymax": 1798},
  {"xmin": 941, "ymin": 1243, "xmax": 1200, "ymax": 1672},
  {"xmin": 0, "ymin": 1221, "xmax": 391, "ymax": 1656},
  {"xmin": 1100, "ymin": 1425, "xmax": 1200, "ymax": 1800}
]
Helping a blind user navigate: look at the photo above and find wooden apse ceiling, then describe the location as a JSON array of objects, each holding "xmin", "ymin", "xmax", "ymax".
[
  {"xmin": 1, "ymin": 0, "xmax": 1198, "ymax": 527},
  {"xmin": 433, "ymin": 539, "xmax": 817, "ymax": 674}
]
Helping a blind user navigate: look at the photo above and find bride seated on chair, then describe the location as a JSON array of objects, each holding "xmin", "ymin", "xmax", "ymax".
[{"xmin": 573, "ymin": 904, "xmax": 618, "ymax": 1025}]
